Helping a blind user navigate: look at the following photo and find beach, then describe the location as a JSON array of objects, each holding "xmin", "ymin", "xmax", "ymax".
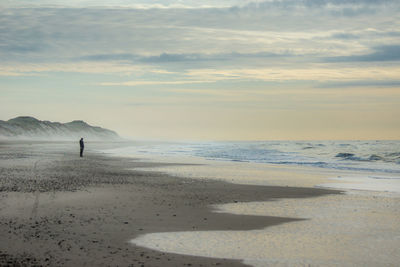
[
  {"xmin": 0, "ymin": 141, "xmax": 399, "ymax": 266},
  {"xmin": 2, "ymin": 0, "xmax": 400, "ymax": 265}
]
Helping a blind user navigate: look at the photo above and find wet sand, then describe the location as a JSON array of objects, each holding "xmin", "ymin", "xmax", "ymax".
[
  {"xmin": 114, "ymin": 152, "xmax": 400, "ymax": 266},
  {"xmin": 0, "ymin": 141, "xmax": 341, "ymax": 266}
]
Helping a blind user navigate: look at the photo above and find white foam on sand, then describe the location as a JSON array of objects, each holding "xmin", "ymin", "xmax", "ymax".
[{"xmin": 317, "ymin": 175, "xmax": 400, "ymax": 194}]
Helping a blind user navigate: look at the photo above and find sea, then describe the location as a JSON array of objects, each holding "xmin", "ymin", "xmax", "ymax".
[
  {"xmin": 102, "ymin": 139, "xmax": 400, "ymax": 193},
  {"xmin": 107, "ymin": 140, "xmax": 400, "ymax": 174}
]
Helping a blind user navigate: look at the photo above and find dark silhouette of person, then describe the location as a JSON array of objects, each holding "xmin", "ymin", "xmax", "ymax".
[{"xmin": 79, "ymin": 138, "xmax": 84, "ymax": 157}]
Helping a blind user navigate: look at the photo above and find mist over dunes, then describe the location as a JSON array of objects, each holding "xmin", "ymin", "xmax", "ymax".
[{"xmin": 0, "ymin": 116, "xmax": 121, "ymax": 141}]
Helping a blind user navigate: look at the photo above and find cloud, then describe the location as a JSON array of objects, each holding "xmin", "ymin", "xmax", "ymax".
[
  {"xmin": 239, "ymin": 0, "xmax": 397, "ymax": 16},
  {"xmin": 5, "ymin": 0, "xmax": 395, "ymax": 9},
  {"xmin": 94, "ymin": 66, "xmax": 400, "ymax": 86},
  {"xmin": 98, "ymin": 80, "xmax": 216, "ymax": 86},
  {"xmin": 0, "ymin": 62, "xmax": 164, "ymax": 76},
  {"xmin": 1, "ymin": 0, "xmax": 245, "ymax": 9},
  {"xmin": 185, "ymin": 66, "xmax": 400, "ymax": 83},
  {"xmin": 142, "ymin": 53, "xmax": 209, "ymax": 63},
  {"xmin": 323, "ymin": 30, "xmax": 400, "ymax": 41},
  {"xmin": 325, "ymin": 45, "xmax": 400, "ymax": 62},
  {"xmin": 78, "ymin": 51, "xmax": 293, "ymax": 64},
  {"xmin": 1, "ymin": 4, "xmax": 398, "ymax": 66},
  {"xmin": 330, "ymin": 32, "xmax": 360, "ymax": 40},
  {"xmin": 317, "ymin": 80, "xmax": 400, "ymax": 88},
  {"xmin": 243, "ymin": 0, "xmax": 395, "ymax": 8},
  {"xmin": 79, "ymin": 53, "xmax": 206, "ymax": 63},
  {"xmin": 0, "ymin": 3, "xmax": 399, "ymax": 84}
]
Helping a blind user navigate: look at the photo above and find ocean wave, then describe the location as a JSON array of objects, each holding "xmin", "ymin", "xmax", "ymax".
[
  {"xmin": 338, "ymin": 143, "xmax": 352, "ymax": 147},
  {"xmin": 335, "ymin": 153, "xmax": 355, "ymax": 159},
  {"xmin": 387, "ymin": 152, "xmax": 400, "ymax": 157},
  {"xmin": 369, "ymin": 176, "xmax": 400, "ymax": 180},
  {"xmin": 274, "ymin": 161, "xmax": 328, "ymax": 167},
  {"xmin": 335, "ymin": 153, "xmax": 395, "ymax": 163},
  {"xmin": 368, "ymin": 154, "xmax": 383, "ymax": 161}
]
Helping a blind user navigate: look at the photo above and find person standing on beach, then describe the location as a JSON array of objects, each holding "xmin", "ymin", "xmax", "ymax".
[{"xmin": 79, "ymin": 138, "xmax": 84, "ymax": 157}]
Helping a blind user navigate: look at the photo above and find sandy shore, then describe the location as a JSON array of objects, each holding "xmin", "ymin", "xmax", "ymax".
[
  {"xmin": 0, "ymin": 141, "xmax": 342, "ymax": 266},
  {"xmin": 108, "ymin": 149, "xmax": 400, "ymax": 266}
]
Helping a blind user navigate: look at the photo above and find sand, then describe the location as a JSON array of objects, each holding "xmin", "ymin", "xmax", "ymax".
[
  {"xmin": 0, "ymin": 141, "xmax": 343, "ymax": 266},
  {"xmin": 108, "ymin": 151, "xmax": 400, "ymax": 266}
]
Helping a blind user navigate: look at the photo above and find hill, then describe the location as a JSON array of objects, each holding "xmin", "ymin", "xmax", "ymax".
[{"xmin": 0, "ymin": 116, "xmax": 121, "ymax": 141}]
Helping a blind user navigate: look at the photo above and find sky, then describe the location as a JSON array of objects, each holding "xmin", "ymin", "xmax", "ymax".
[{"xmin": 1, "ymin": 0, "xmax": 399, "ymax": 140}]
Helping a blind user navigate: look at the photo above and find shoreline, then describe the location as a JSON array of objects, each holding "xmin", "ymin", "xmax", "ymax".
[
  {"xmin": 100, "ymin": 143, "xmax": 400, "ymax": 194},
  {"xmin": 103, "ymin": 144, "xmax": 400, "ymax": 266},
  {"xmin": 0, "ymin": 141, "xmax": 342, "ymax": 266}
]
